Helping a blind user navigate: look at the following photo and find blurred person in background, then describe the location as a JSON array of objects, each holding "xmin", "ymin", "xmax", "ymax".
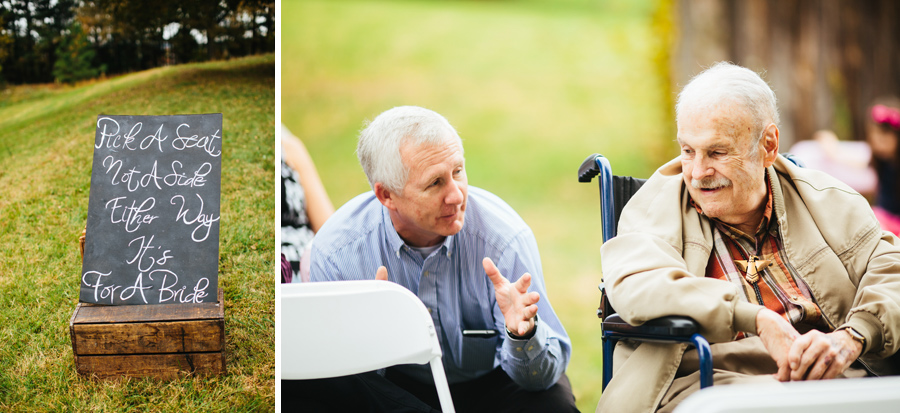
[
  {"xmin": 281, "ymin": 125, "xmax": 334, "ymax": 283},
  {"xmin": 868, "ymin": 98, "xmax": 900, "ymax": 235},
  {"xmin": 788, "ymin": 129, "xmax": 876, "ymax": 198}
]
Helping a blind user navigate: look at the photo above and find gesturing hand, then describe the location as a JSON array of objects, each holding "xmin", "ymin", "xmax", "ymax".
[{"xmin": 482, "ymin": 257, "xmax": 540, "ymax": 337}]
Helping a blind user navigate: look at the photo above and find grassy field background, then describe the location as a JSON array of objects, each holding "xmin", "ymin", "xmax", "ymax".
[
  {"xmin": 282, "ymin": 0, "xmax": 676, "ymax": 410},
  {"xmin": 0, "ymin": 55, "xmax": 275, "ymax": 411}
]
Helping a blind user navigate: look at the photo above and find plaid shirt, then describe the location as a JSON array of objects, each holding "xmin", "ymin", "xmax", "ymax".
[{"xmin": 693, "ymin": 173, "xmax": 828, "ymax": 337}]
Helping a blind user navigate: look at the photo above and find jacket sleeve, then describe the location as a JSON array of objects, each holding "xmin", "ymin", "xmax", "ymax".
[
  {"xmin": 783, "ymin": 159, "xmax": 900, "ymax": 359},
  {"xmin": 843, "ymin": 229, "xmax": 900, "ymax": 358},
  {"xmin": 601, "ymin": 232, "xmax": 762, "ymax": 342}
]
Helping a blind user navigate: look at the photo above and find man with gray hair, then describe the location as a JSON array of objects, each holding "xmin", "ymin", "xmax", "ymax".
[
  {"xmin": 303, "ymin": 106, "xmax": 576, "ymax": 412},
  {"xmin": 597, "ymin": 62, "xmax": 900, "ymax": 412}
]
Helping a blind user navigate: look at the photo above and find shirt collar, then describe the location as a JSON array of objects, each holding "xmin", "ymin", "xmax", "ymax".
[{"xmin": 382, "ymin": 206, "xmax": 406, "ymax": 255}]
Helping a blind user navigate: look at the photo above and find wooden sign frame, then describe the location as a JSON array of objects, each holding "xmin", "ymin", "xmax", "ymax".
[{"xmin": 70, "ymin": 287, "xmax": 225, "ymax": 378}]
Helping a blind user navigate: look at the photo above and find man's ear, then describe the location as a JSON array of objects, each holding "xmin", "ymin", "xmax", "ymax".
[
  {"xmin": 762, "ymin": 123, "xmax": 780, "ymax": 167},
  {"xmin": 374, "ymin": 182, "xmax": 396, "ymax": 210}
]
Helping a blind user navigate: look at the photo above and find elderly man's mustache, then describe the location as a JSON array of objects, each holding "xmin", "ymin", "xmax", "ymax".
[{"xmin": 692, "ymin": 176, "xmax": 732, "ymax": 189}]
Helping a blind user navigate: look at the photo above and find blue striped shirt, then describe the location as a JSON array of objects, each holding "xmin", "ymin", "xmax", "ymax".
[{"xmin": 310, "ymin": 186, "xmax": 571, "ymax": 390}]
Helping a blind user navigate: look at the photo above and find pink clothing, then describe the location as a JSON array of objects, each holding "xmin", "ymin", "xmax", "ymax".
[
  {"xmin": 788, "ymin": 140, "xmax": 877, "ymax": 195},
  {"xmin": 874, "ymin": 206, "xmax": 900, "ymax": 235}
]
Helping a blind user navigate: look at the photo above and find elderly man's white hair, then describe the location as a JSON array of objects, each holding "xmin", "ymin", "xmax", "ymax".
[
  {"xmin": 357, "ymin": 106, "xmax": 463, "ymax": 193},
  {"xmin": 676, "ymin": 62, "xmax": 780, "ymax": 154}
]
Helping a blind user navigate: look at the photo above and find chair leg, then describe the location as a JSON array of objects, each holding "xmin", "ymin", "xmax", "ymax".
[
  {"xmin": 429, "ymin": 357, "xmax": 455, "ymax": 413},
  {"xmin": 602, "ymin": 335, "xmax": 614, "ymax": 391},
  {"xmin": 690, "ymin": 333, "xmax": 713, "ymax": 388}
]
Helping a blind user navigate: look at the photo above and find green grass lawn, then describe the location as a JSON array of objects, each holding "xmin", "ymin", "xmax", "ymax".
[
  {"xmin": 0, "ymin": 54, "xmax": 275, "ymax": 411},
  {"xmin": 282, "ymin": 0, "xmax": 676, "ymax": 410}
]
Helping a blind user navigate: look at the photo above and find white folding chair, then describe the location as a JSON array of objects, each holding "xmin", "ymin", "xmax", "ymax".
[
  {"xmin": 673, "ymin": 375, "xmax": 900, "ymax": 413},
  {"xmin": 280, "ymin": 280, "xmax": 455, "ymax": 413}
]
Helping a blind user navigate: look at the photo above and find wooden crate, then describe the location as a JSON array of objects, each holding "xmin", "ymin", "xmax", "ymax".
[{"xmin": 70, "ymin": 288, "xmax": 226, "ymax": 379}]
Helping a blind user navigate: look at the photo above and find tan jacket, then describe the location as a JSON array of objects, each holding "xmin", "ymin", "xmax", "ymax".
[{"xmin": 596, "ymin": 155, "xmax": 900, "ymax": 412}]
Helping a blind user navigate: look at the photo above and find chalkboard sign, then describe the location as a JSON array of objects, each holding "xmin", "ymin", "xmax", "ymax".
[{"xmin": 80, "ymin": 114, "xmax": 222, "ymax": 305}]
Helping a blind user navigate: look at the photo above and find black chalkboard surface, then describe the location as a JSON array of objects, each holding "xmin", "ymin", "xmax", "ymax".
[{"xmin": 80, "ymin": 114, "xmax": 222, "ymax": 305}]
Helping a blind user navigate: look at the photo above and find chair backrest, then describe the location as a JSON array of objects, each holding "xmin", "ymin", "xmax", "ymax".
[
  {"xmin": 280, "ymin": 280, "xmax": 442, "ymax": 379},
  {"xmin": 610, "ymin": 175, "xmax": 647, "ymax": 236},
  {"xmin": 578, "ymin": 153, "xmax": 646, "ymax": 242},
  {"xmin": 281, "ymin": 280, "xmax": 457, "ymax": 412}
]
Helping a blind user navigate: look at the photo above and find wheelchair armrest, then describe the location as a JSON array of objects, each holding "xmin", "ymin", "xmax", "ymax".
[
  {"xmin": 603, "ymin": 313, "xmax": 700, "ymax": 339},
  {"xmin": 602, "ymin": 313, "xmax": 714, "ymax": 390}
]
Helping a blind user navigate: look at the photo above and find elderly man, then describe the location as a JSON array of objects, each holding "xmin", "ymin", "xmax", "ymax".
[
  {"xmin": 305, "ymin": 106, "xmax": 576, "ymax": 412},
  {"xmin": 597, "ymin": 62, "xmax": 900, "ymax": 412}
]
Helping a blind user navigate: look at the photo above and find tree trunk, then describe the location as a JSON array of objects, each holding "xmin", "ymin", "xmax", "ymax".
[{"xmin": 674, "ymin": 0, "xmax": 900, "ymax": 144}]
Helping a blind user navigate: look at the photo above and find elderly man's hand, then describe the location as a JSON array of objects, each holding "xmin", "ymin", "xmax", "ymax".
[
  {"xmin": 483, "ymin": 257, "xmax": 540, "ymax": 338},
  {"xmin": 756, "ymin": 308, "xmax": 801, "ymax": 381},
  {"xmin": 757, "ymin": 309, "xmax": 863, "ymax": 381},
  {"xmin": 787, "ymin": 329, "xmax": 862, "ymax": 381}
]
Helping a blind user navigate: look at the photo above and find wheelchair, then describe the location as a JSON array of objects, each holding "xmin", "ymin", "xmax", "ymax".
[
  {"xmin": 579, "ymin": 153, "xmax": 821, "ymax": 392},
  {"xmin": 577, "ymin": 153, "xmax": 713, "ymax": 391}
]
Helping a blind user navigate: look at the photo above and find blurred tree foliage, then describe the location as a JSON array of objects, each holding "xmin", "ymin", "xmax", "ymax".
[
  {"xmin": 52, "ymin": 22, "xmax": 100, "ymax": 83},
  {"xmin": 0, "ymin": 0, "xmax": 274, "ymax": 85},
  {"xmin": 0, "ymin": 14, "xmax": 11, "ymax": 78},
  {"xmin": 0, "ymin": 0, "xmax": 76, "ymax": 83}
]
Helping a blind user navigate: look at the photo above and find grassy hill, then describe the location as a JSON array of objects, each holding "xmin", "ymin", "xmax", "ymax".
[
  {"xmin": 0, "ymin": 54, "xmax": 275, "ymax": 411},
  {"xmin": 281, "ymin": 1, "xmax": 676, "ymax": 410}
]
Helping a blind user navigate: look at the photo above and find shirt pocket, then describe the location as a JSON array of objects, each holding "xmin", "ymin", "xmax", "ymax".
[{"xmin": 460, "ymin": 334, "xmax": 500, "ymax": 371}]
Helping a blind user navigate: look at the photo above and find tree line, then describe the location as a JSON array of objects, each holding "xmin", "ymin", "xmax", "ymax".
[{"xmin": 0, "ymin": 0, "xmax": 275, "ymax": 85}]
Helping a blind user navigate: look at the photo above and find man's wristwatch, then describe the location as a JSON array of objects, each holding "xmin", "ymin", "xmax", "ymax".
[
  {"xmin": 506, "ymin": 315, "xmax": 538, "ymax": 340},
  {"xmin": 838, "ymin": 326, "xmax": 867, "ymax": 352}
]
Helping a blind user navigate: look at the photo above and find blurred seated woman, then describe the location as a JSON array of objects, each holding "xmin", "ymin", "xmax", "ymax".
[
  {"xmin": 788, "ymin": 129, "xmax": 876, "ymax": 197},
  {"xmin": 281, "ymin": 125, "xmax": 334, "ymax": 282}
]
